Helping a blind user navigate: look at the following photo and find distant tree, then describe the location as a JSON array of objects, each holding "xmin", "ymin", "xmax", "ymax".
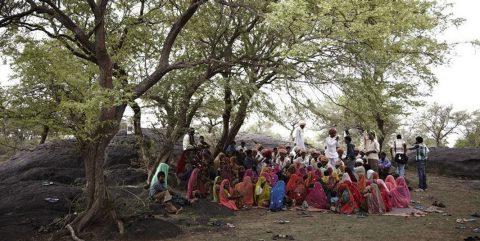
[
  {"xmin": 419, "ymin": 103, "xmax": 469, "ymax": 147},
  {"xmin": 455, "ymin": 111, "xmax": 480, "ymax": 148}
]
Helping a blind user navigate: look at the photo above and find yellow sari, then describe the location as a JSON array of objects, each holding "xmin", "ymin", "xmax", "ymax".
[{"xmin": 255, "ymin": 176, "xmax": 271, "ymax": 207}]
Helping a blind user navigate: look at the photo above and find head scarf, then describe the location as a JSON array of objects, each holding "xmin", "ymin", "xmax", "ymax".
[
  {"xmin": 186, "ymin": 167, "xmax": 204, "ymax": 200},
  {"xmin": 372, "ymin": 172, "xmax": 379, "ymax": 180},
  {"xmin": 255, "ymin": 176, "xmax": 271, "ymax": 207},
  {"xmin": 390, "ymin": 177, "xmax": 411, "ymax": 208},
  {"xmin": 305, "ymin": 182, "xmax": 328, "ymax": 209},
  {"xmin": 341, "ymin": 173, "xmax": 352, "ymax": 183},
  {"xmin": 151, "ymin": 163, "xmax": 169, "ymax": 188},
  {"xmin": 219, "ymin": 179, "xmax": 239, "ymax": 211},
  {"xmin": 269, "ymin": 180, "xmax": 286, "ymax": 211},
  {"xmin": 367, "ymin": 169, "xmax": 375, "ymax": 180},
  {"xmin": 354, "ymin": 165, "xmax": 366, "ymax": 177},
  {"xmin": 385, "ymin": 175, "xmax": 397, "ymax": 191},
  {"xmin": 376, "ymin": 179, "xmax": 392, "ymax": 212}
]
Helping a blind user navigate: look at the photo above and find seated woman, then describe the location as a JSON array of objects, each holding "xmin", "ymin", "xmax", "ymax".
[
  {"xmin": 390, "ymin": 177, "xmax": 411, "ymax": 208},
  {"xmin": 212, "ymin": 176, "xmax": 222, "ymax": 202},
  {"xmin": 364, "ymin": 183, "xmax": 386, "ymax": 214},
  {"xmin": 385, "ymin": 175, "xmax": 397, "ymax": 191},
  {"xmin": 337, "ymin": 181, "xmax": 358, "ymax": 214},
  {"xmin": 305, "ymin": 182, "xmax": 328, "ymax": 209},
  {"xmin": 219, "ymin": 179, "xmax": 239, "ymax": 211},
  {"xmin": 255, "ymin": 176, "xmax": 271, "ymax": 207},
  {"xmin": 269, "ymin": 180, "xmax": 286, "ymax": 212},
  {"xmin": 286, "ymin": 173, "xmax": 306, "ymax": 206},
  {"xmin": 376, "ymin": 179, "xmax": 392, "ymax": 212},
  {"xmin": 149, "ymin": 171, "xmax": 181, "ymax": 214},
  {"xmin": 234, "ymin": 176, "xmax": 254, "ymax": 208},
  {"xmin": 186, "ymin": 167, "xmax": 206, "ymax": 202}
]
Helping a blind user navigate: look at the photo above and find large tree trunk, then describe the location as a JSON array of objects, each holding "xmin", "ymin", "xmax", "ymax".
[
  {"xmin": 213, "ymin": 78, "xmax": 233, "ymax": 157},
  {"xmin": 71, "ymin": 112, "xmax": 125, "ymax": 234},
  {"xmin": 213, "ymin": 94, "xmax": 251, "ymax": 157},
  {"xmin": 39, "ymin": 125, "xmax": 49, "ymax": 145}
]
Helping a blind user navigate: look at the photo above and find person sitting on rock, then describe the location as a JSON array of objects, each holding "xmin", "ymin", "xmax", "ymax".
[{"xmin": 149, "ymin": 171, "xmax": 182, "ymax": 214}]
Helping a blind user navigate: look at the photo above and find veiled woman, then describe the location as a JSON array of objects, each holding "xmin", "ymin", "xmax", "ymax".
[
  {"xmin": 255, "ymin": 176, "xmax": 271, "ymax": 207},
  {"xmin": 219, "ymin": 179, "xmax": 239, "ymax": 211},
  {"xmin": 235, "ymin": 176, "xmax": 254, "ymax": 207},
  {"xmin": 390, "ymin": 177, "xmax": 411, "ymax": 208},
  {"xmin": 365, "ymin": 183, "xmax": 386, "ymax": 214}
]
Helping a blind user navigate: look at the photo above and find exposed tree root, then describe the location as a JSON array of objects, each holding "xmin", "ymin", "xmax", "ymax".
[{"xmin": 66, "ymin": 224, "xmax": 84, "ymax": 241}]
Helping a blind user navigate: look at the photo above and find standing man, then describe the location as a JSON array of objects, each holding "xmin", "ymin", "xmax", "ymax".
[
  {"xmin": 390, "ymin": 134, "xmax": 407, "ymax": 177},
  {"xmin": 294, "ymin": 120, "xmax": 306, "ymax": 150},
  {"xmin": 409, "ymin": 136, "xmax": 429, "ymax": 192},
  {"xmin": 181, "ymin": 128, "xmax": 198, "ymax": 168},
  {"xmin": 364, "ymin": 132, "xmax": 380, "ymax": 172},
  {"xmin": 325, "ymin": 128, "xmax": 339, "ymax": 168},
  {"xmin": 183, "ymin": 128, "xmax": 197, "ymax": 151}
]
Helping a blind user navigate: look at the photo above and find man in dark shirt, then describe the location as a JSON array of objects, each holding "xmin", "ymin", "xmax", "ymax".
[{"xmin": 344, "ymin": 136, "xmax": 356, "ymax": 171}]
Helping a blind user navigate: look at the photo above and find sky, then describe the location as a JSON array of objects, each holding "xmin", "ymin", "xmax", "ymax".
[{"xmin": 1, "ymin": 0, "xmax": 479, "ymax": 146}]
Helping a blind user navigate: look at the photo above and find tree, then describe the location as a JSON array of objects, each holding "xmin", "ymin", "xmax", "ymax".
[
  {"xmin": 1, "ymin": 0, "xmax": 208, "ymax": 234},
  {"xmin": 273, "ymin": 0, "xmax": 459, "ymax": 150},
  {"xmin": 454, "ymin": 110, "xmax": 480, "ymax": 148},
  {"xmin": 419, "ymin": 103, "xmax": 469, "ymax": 147}
]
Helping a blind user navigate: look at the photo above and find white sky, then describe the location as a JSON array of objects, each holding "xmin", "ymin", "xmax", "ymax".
[{"xmin": 1, "ymin": 0, "xmax": 479, "ymax": 146}]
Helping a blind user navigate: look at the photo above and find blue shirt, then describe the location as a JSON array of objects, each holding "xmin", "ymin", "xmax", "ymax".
[
  {"xmin": 149, "ymin": 181, "xmax": 166, "ymax": 198},
  {"xmin": 379, "ymin": 157, "xmax": 392, "ymax": 169}
]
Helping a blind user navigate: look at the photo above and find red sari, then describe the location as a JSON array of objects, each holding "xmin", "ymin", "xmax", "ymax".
[
  {"xmin": 376, "ymin": 179, "xmax": 392, "ymax": 212},
  {"xmin": 286, "ymin": 174, "xmax": 306, "ymax": 205},
  {"xmin": 219, "ymin": 179, "xmax": 239, "ymax": 211},
  {"xmin": 337, "ymin": 182, "xmax": 358, "ymax": 214}
]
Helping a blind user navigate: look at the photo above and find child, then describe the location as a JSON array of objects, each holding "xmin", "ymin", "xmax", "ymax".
[{"xmin": 409, "ymin": 136, "xmax": 429, "ymax": 191}]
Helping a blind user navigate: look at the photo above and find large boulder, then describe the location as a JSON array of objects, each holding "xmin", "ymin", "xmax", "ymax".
[{"xmin": 412, "ymin": 147, "xmax": 480, "ymax": 179}]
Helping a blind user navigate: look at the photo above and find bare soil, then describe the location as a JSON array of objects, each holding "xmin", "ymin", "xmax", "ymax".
[{"xmin": 165, "ymin": 171, "xmax": 480, "ymax": 241}]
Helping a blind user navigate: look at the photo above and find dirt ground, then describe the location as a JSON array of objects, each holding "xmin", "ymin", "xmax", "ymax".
[{"xmin": 165, "ymin": 171, "xmax": 480, "ymax": 241}]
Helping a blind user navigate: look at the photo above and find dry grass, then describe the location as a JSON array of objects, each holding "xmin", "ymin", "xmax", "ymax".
[{"xmin": 167, "ymin": 171, "xmax": 480, "ymax": 241}]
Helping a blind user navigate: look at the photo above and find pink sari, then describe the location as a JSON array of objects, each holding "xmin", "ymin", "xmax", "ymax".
[
  {"xmin": 305, "ymin": 182, "xmax": 328, "ymax": 209},
  {"xmin": 385, "ymin": 175, "xmax": 397, "ymax": 191},
  {"xmin": 186, "ymin": 168, "xmax": 204, "ymax": 200},
  {"xmin": 390, "ymin": 177, "xmax": 411, "ymax": 208},
  {"xmin": 219, "ymin": 179, "xmax": 239, "ymax": 211}
]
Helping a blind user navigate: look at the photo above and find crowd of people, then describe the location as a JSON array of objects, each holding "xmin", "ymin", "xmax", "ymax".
[{"xmin": 148, "ymin": 123, "xmax": 430, "ymax": 215}]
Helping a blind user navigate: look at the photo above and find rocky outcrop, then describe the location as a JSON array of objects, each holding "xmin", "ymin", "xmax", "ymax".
[{"xmin": 411, "ymin": 147, "xmax": 480, "ymax": 179}]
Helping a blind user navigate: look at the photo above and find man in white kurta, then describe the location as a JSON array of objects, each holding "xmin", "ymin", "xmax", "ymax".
[
  {"xmin": 325, "ymin": 128, "xmax": 339, "ymax": 167},
  {"xmin": 294, "ymin": 121, "xmax": 306, "ymax": 149}
]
